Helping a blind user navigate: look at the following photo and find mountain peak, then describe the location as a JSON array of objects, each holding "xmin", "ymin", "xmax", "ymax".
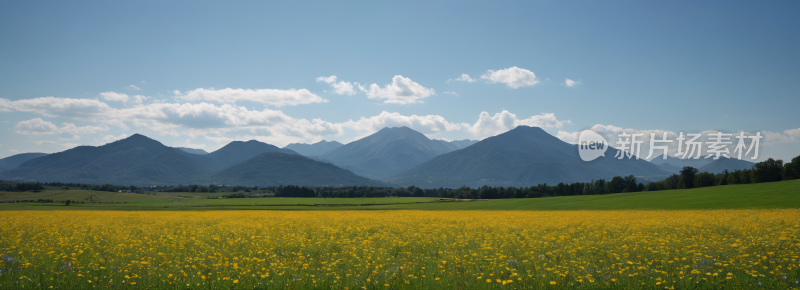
[
  {"xmin": 372, "ymin": 126, "xmax": 428, "ymax": 141},
  {"xmin": 320, "ymin": 126, "xmax": 459, "ymax": 178},
  {"xmin": 207, "ymin": 139, "xmax": 297, "ymax": 168},
  {"xmin": 106, "ymin": 133, "xmax": 167, "ymax": 151},
  {"xmin": 120, "ymin": 133, "xmax": 149, "ymax": 141},
  {"xmin": 507, "ymin": 125, "xmax": 548, "ymax": 135}
]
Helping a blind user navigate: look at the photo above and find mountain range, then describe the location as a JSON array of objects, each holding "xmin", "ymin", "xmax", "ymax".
[
  {"xmin": 390, "ymin": 126, "xmax": 669, "ymax": 188},
  {"xmin": 1, "ymin": 126, "xmax": 750, "ymax": 188},
  {"xmin": 0, "ymin": 134, "xmax": 335, "ymax": 186}
]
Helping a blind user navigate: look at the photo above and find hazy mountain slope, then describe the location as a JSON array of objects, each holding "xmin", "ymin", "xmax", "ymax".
[
  {"xmin": 432, "ymin": 140, "xmax": 459, "ymax": 152},
  {"xmin": 0, "ymin": 153, "xmax": 47, "ymax": 172},
  {"xmin": 391, "ymin": 126, "xmax": 668, "ymax": 188},
  {"xmin": 656, "ymin": 163, "xmax": 682, "ymax": 174},
  {"xmin": 207, "ymin": 152, "xmax": 383, "ymax": 187},
  {"xmin": 649, "ymin": 154, "xmax": 713, "ymax": 169},
  {"xmin": 320, "ymin": 127, "xmax": 456, "ymax": 179},
  {"xmin": 206, "ymin": 140, "xmax": 298, "ymax": 170},
  {"xmin": 699, "ymin": 157, "xmax": 755, "ymax": 174},
  {"xmin": 449, "ymin": 139, "xmax": 479, "ymax": 149},
  {"xmin": 431, "ymin": 139, "xmax": 479, "ymax": 151},
  {"xmin": 175, "ymin": 147, "xmax": 208, "ymax": 155},
  {"xmin": 284, "ymin": 140, "xmax": 343, "ymax": 156}
]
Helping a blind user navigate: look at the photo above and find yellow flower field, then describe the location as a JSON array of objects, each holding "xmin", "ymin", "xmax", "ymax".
[{"xmin": 0, "ymin": 210, "xmax": 799, "ymax": 289}]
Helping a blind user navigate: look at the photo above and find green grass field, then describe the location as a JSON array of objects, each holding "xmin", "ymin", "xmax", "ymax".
[{"xmin": 1, "ymin": 179, "xmax": 798, "ymax": 210}]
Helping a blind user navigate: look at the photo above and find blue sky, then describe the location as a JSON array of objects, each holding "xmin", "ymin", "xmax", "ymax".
[{"xmin": 1, "ymin": 1, "xmax": 798, "ymax": 161}]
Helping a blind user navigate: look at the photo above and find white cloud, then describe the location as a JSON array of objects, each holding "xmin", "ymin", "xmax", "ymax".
[
  {"xmin": 330, "ymin": 82, "xmax": 356, "ymax": 95},
  {"xmin": 481, "ymin": 66, "xmax": 539, "ymax": 88},
  {"xmin": 102, "ymin": 134, "xmax": 129, "ymax": 144},
  {"xmin": 762, "ymin": 131, "xmax": 795, "ymax": 144},
  {"xmin": 140, "ymin": 81, "xmax": 146, "ymax": 84},
  {"xmin": 33, "ymin": 140, "xmax": 57, "ymax": 146},
  {"xmin": 469, "ymin": 110, "xmax": 570, "ymax": 139},
  {"xmin": 365, "ymin": 75, "xmax": 435, "ymax": 104},
  {"xmin": 131, "ymin": 95, "xmax": 150, "ymax": 105},
  {"xmin": 315, "ymin": 76, "xmax": 337, "ymax": 84},
  {"xmin": 448, "ymin": 74, "xmax": 476, "ymax": 83},
  {"xmin": 15, "ymin": 118, "xmax": 59, "ymax": 135},
  {"xmin": 57, "ymin": 122, "xmax": 109, "ymax": 140},
  {"xmin": 176, "ymin": 87, "xmax": 327, "ymax": 107},
  {"xmin": 14, "ymin": 118, "xmax": 108, "ymax": 140},
  {"xmin": 9, "ymin": 149, "xmax": 18, "ymax": 154},
  {"xmin": 343, "ymin": 111, "xmax": 469, "ymax": 138},
  {"xmin": 99, "ymin": 92, "xmax": 129, "ymax": 103},
  {"xmin": 316, "ymin": 75, "xmax": 356, "ymax": 95},
  {"xmin": 785, "ymin": 128, "xmax": 800, "ymax": 137},
  {"xmin": 126, "ymin": 85, "xmax": 142, "ymax": 91},
  {"xmin": 443, "ymin": 91, "xmax": 459, "ymax": 96},
  {"xmin": 0, "ymin": 96, "xmax": 345, "ymax": 147},
  {"xmin": 0, "ymin": 97, "xmax": 112, "ymax": 118},
  {"xmin": 563, "ymin": 78, "xmax": 582, "ymax": 87}
]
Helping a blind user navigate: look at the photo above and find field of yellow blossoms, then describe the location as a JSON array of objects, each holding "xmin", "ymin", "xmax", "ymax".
[{"xmin": 0, "ymin": 210, "xmax": 799, "ymax": 289}]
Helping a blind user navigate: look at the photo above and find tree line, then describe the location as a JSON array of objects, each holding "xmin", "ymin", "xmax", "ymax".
[
  {"xmin": 2, "ymin": 155, "xmax": 798, "ymax": 199},
  {"xmin": 644, "ymin": 156, "xmax": 799, "ymax": 191},
  {"xmin": 0, "ymin": 181, "xmax": 44, "ymax": 192}
]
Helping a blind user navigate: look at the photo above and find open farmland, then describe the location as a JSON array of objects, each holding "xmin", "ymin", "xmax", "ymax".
[
  {"xmin": 1, "ymin": 179, "xmax": 798, "ymax": 211},
  {"xmin": 1, "ymin": 210, "xmax": 799, "ymax": 289}
]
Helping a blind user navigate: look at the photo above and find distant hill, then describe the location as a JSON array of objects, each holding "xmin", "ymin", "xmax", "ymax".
[
  {"xmin": 284, "ymin": 140, "xmax": 343, "ymax": 156},
  {"xmin": 656, "ymin": 163, "xmax": 682, "ymax": 174},
  {"xmin": 699, "ymin": 157, "xmax": 755, "ymax": 174},
  {"xmin": 0, "ymin": 153, "xmax": 47, "ymax": 172},
  {"xmin": 431, "ymin": 139, "xmax": 479, "ymax": 152},
  {"xmin": 320, "ymin": 127, "xmax": 457, "ymax": 179},
  {"xmin": 0, "ymin": 134, "xmax": 215, "ymax": 184},
  {"xmin": 175, "ymin": 147, "xmax": 208, "ymax": 155},
  {"xmin": 207, "ymin": 152, "xmax": 383, "ymax": 187},
  {"xmin": 391, "ymin": 126, "xmax": 669, "ymax": 188},
  {"xmin": 448, "ymin": 139, "xmax": 479, "ymax": 149},
  {"xmin": 649, "ymin": 154, "xmax": 713, "ymax": 169},
  {"xmin": 206, "ymin": 140, "xmax": 298, "ymax": 169}
]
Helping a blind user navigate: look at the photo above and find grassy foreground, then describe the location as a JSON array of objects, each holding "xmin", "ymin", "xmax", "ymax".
[
  {"xmin": 1, "ymin": 210, "xmax": 799, "ymax": 289},
  {"xmin": 1, "ymin": 179, "xmax": 799, "ymax": 210}
]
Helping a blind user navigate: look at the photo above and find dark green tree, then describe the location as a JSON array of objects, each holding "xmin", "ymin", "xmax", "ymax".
[
  {"xmin": 752, "ymin": 158, "xmax": 783, "ymax": 183},
  {"xmin": 679, "ymin": 166, "xmax": 699, "ymax": 188},
  {"xmin": 783, "ymin": 155, "xmax": 800, "ymax": 180}
]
